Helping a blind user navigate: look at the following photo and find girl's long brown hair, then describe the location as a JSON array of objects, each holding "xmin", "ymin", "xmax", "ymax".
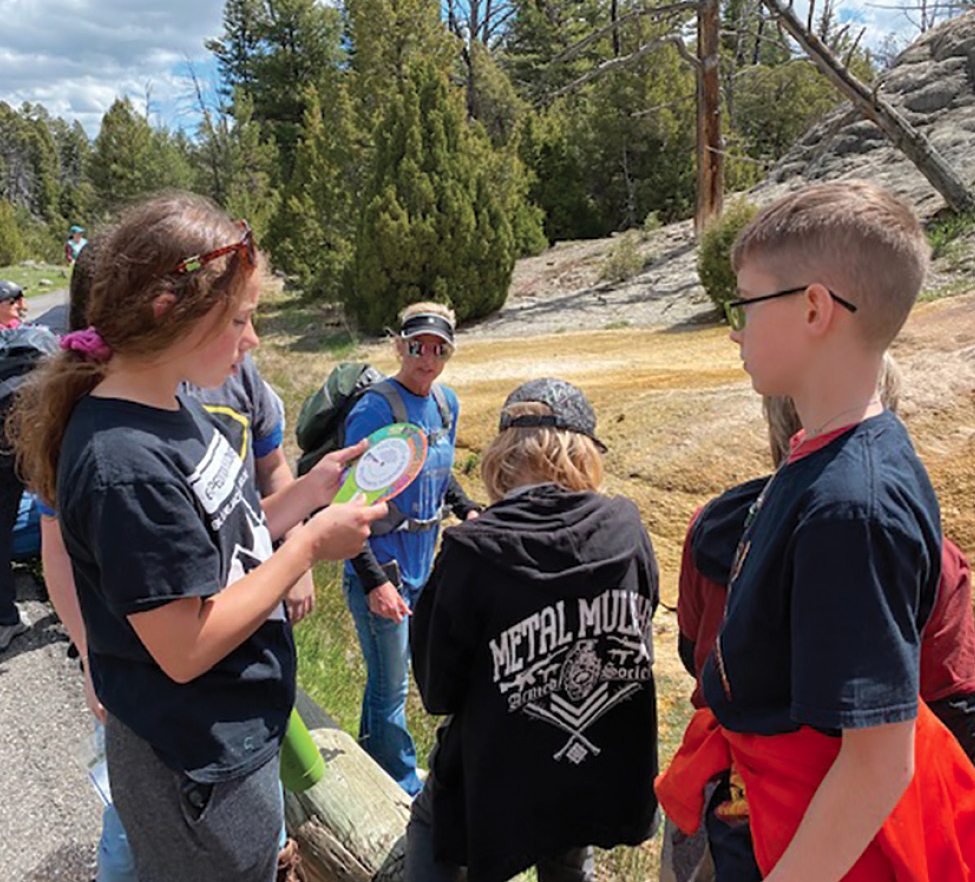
[{"xmin": 10, "ymin": 192, "xmax": 255, "ymax": 505}]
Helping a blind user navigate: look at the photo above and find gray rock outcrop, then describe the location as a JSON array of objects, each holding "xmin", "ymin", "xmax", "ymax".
[{"xmin": 754, "ymin": 12, "xmax": 975, "ymax": 216}]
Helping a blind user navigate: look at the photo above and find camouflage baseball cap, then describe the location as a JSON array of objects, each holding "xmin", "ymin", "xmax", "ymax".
[{"xmin": 499, "ymin": 378, "xmax": 606, "ymax": 452}]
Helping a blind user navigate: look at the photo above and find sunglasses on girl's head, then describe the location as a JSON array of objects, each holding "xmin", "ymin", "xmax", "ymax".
[
  {"xmin": 724, "ymin": 285, "xmax": 857, "ymax": 331},
  {"xmin": 406, "ymin": 340, "xmax": 453, "ymax": 359},
  {"xmin": 172, "ymin": 221, "xmax": 256, "ymax": 275}
]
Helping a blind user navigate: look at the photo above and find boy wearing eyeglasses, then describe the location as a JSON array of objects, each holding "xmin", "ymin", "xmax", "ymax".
[{"xmin": 656, "ymin": 181, "xmax": 975, "ymax": 881}]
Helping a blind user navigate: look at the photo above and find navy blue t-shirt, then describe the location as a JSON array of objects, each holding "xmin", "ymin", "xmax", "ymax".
[
  {"xmin": 702, "ymin": 412, "xmax": 942, "ymax": 735},
  {"xmin": 57, "ymin": 395, "xmax": 296, "ymax": 782}
]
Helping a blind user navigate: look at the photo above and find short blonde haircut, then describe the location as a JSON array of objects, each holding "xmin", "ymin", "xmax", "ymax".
[
  {"xmin": 399, "ymin": 301, "xmax": 456, "ymax": 326},
  {"xmin": 393, "ymin": 301, "xmax": 457, "ymax": 358},
  {"xmin": 764, "ymin": 351, "xmax": 903, "ymax": 467},
  {"xmin": 481, "ymin": 402, "xmax": 604, "ymax": 503},
  {"xmin": 732, "ymin": 181, "xmax": 929, "ymax": 349}
]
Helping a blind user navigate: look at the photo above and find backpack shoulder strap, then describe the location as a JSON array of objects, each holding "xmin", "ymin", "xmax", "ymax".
[
  {"xmin": 366, "ymin": 379, "xmax": 408, "ymax": 425},
  {"xmin": 430, "ymin": 384, "xmax": 453, "ymax": 433}
]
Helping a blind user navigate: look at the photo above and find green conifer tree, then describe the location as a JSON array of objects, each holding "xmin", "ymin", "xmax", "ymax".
[
  {"xmin": 267, "ymin": 83, "xmax": 361, "ymax": 299},
  {"xmin": 88, "ymin": 98, "xmax": 193, "ymax": 214},
  {"xmin": 350, "ymin": 60, "xmax": 514, "ymax": 334}
]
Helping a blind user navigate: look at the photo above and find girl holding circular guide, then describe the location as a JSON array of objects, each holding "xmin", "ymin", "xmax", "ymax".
[{"xmin": 10, "ymin": 193, "xmax": 387, "ymax": 882}]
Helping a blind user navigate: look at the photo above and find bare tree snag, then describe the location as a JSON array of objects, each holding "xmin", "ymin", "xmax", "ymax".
[
  {"xmin": 550, "ymin": 3, "xmax": 698, "ymax": 67},
  {"xmin": 761, "ymin": 0, "xmax": 975, "ymax": 213},
  {"xmin": 553, "ymin": 35, "xmax": 699, "ymax": 98},
  {"xmin": 696, "ymin": 0, "xmax": 724, "ymax": 232}
]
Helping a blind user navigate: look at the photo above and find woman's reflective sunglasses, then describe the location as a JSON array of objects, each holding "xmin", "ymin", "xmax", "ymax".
[
  {"xmin": 406, "ymin": 340, "xmax": 453, "ymax": 360},
  {"xmin": 173, "ymin": 221, "xmax": 256, "ymax": 275},
  {"xmin": 724, "ymin": 285, "xmax": 857, "ymax": 331}
]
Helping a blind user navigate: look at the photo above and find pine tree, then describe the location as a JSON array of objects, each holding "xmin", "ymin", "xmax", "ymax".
[
  {"xmin": 502, "ymin": 0, "xmax": 606, "ymax": 102},
  {"xmin": 267, "ymin": 83, "xmax": 361, "ymax": 299},
  {"xmin": 207, "ymin": 0, "xmax": 345, "ymax": 177},
  {"xmin": 518, "ymin": 110, "xmax": 601, "ymax": 242},
  {"xmin": 350, "ymin": 60, "xmax": 514, "ymax": 334},
  {"xmin": 346, "ymin": 0, "xmax": 457, "ymax": 128},
  {"xmin": 0, "ymin": 199, "xmax": 26, "ymax": 265},
  {"xmin": 88, "ymin": 98, "xmax": 193, "ymax": 214},
  {"xmin": 221, "ymin": 94, "xmax": 281, "ymax": 243},
  {"xmin": 53, "ymin": 119, "xmax": 95, "ymax": 225}
]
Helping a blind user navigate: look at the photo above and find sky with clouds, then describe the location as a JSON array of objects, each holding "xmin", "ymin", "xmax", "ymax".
[
  {"xmin": 0, "ymin": 0, "xmax": 225, "ymax": 136},
  {"xmin": 0, "ymin": 0, "xmax": 934, "ymax": 140}
]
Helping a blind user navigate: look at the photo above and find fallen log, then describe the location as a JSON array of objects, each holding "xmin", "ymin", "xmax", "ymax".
[
  {"xmin": 284, "ymin": 696, "xmax": 529, "ymax": 881},
  {"xmin": 285, "ymin": 726, "xmax": 410, "ymax": 882}
]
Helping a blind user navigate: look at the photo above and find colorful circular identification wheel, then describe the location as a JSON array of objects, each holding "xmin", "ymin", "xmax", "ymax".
[{"xmin": 333, "ymin": 423, "xmax": 428, "ymax": 505}]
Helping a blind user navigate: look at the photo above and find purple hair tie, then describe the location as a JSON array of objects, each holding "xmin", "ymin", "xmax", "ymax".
[{"xmin": 60, "ymin": 326, "xmax": 112, "ymax": 362}]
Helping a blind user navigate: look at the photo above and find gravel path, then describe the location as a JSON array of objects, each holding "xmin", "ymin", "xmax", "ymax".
[
  {"xmin": 0, "ymin": 571, "xmax": 101, "ymax": 881},
  {"xmin": 0, "ymin": 287, "xmax": 99, "ymax": 880}
]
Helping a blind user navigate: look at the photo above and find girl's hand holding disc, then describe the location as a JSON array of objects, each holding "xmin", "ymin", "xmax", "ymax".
[
  {"xmin": 304, "ymin": 499, "xmax": 389, "ymax": 561},
  {"xmin": 308, "ymin": 439, "xmax": 369, "ymax": 504}
]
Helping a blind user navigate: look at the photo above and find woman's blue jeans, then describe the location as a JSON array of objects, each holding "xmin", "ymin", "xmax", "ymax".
[{"xmin": 343, "ymin": 570, "xmax": 423, "ymax": 796}]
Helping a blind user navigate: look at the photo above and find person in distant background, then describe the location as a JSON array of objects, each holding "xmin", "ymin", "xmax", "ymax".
[
  {"xmin": 65, "ymin": 225, "xmax": 87, "ymax": 265},
  {"xmin": 0, "ymin": 280, "xmax": 28, "ymax": 329}
]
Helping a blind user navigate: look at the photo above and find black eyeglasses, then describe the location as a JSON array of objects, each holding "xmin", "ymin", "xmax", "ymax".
[
  {"xmin": 724, "ymin": 285, "xmax": 857, "ymax": 331},
  {"xmin": 173, "ymin": 221, "xmax": 256, "ymax": 275}
]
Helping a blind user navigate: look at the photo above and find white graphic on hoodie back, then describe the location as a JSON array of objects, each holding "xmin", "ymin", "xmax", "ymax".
[{"xmin": 490, "ymin": 588, "xmax": 653, "ymax": 764}]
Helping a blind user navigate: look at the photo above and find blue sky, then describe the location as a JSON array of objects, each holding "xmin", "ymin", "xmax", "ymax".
[{"xmin": 0, "ymin": 0, "xmax": 930, "ymax": 140}]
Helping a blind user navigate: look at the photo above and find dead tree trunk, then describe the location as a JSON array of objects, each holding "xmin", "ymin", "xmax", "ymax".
[
  {"xmin": 761, "ymin": 0, "xmax": 975, "ymax": 214},
  {"xmin": 696, "ymin": 0, "xmax": 724, "ymax": 232}
]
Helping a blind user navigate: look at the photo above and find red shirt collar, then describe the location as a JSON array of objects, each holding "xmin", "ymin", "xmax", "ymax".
[{"xmin": 787, "ymin": 423, "xmax": 858, "ymax": 463}]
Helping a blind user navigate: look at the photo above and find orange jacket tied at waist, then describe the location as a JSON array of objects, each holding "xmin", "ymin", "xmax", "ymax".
[{"xmin": 655, "ymin": 701, "xmax": 975, "ymax": 880}]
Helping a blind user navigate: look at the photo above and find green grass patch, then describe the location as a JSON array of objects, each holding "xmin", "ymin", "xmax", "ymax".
[
  {"xmin": 0, "ymin": 262, "xmax": 70, "ymax": 295},
  {"xmin": 927, "ymin": 211, "xmax": 975, "ymax": 260},
  {"xmin": 255, "ymin": 289, "xmax": 359, "ymax": 358}
]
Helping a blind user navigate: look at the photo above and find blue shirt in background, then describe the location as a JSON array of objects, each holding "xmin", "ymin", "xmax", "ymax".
[{"xmin": 343, "ymin": 379, "xmax": 459, "ymax": 591}]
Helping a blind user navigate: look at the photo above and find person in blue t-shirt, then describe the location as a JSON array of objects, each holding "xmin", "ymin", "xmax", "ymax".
[{"xmin": 343, "ymin": 302, "xmax": 480, "ymax": 796}]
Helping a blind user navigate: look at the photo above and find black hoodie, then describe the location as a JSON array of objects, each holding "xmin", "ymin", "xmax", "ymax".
[{"xmin": 412, "ymin": 484, "xmax": 660, "ymax": 882}]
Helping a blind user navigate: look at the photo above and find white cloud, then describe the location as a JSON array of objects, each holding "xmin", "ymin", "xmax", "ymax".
[
  {"xmin": 0, "ymin": 0, "xmax": 225, "ymax": 136},
  {"xmin": 0, "ymin": 0, "xmax": 934, "ymax": 140}
]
